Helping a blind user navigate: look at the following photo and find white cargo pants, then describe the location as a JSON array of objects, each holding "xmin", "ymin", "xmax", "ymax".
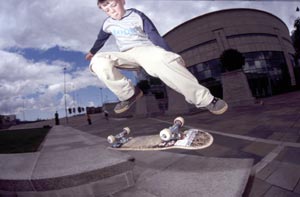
[{"xmin": 89, "ymin": 45, "xmax": 214, "ymax": 108}]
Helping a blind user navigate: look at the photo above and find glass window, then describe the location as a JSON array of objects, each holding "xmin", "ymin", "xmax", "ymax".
[
  {"xmin": 188, "ymin": 59, "xmax": 223, "ymax": 98},
  {"xmin": 187, "ymin": 51, "xmax": 292, "ymax": 98},
  {"xmin": 243, "ymin": 51, "xmax": 291, "ymax": 97}
]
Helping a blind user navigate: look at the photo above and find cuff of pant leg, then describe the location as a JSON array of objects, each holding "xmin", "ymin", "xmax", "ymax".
[{"xmin": 196, "ymin": 94, "xmax": 214, "ymax": 108}]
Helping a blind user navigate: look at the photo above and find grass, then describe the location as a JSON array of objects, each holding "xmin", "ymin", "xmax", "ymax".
[{"xmin": 0, "ymin": 127, "xmax": 51, "ymax": 154}]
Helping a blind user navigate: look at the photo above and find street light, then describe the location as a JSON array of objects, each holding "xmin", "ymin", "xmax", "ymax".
[
  {"xmin": 100, "ymin": 88, "xmax": 103, "ymax": 106},
  {"xmin": 64, "ymin": 66, "xmax": 68, "ymax": 124},
  {"xmin": 22, "ymin": 100, "xmax": 25, "ymax": 121}
]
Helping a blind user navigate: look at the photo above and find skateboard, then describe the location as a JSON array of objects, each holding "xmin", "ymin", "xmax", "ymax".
[{"xmin": 107, "ymin": 117, "xmax": 214, "ymax": 151}]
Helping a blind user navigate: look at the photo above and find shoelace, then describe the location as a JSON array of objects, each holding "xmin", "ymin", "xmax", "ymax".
[{"xmin": 211, "ymin": 98, "xmax": 218, "ymax": 105}]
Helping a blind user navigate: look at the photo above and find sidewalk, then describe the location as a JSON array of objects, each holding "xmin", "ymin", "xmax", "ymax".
[
  {"xmin": 4, "ymin": 91, "xmax": 300, "ymax": 196},
  {"xmin": 71, "ymin": 91, "xmax": 300, "ymax": 197}
]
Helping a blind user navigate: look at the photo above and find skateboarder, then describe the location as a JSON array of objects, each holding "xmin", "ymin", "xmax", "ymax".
[{"xmin": 86, "ymin": 0, "xmax": 228, "ymax": 115}]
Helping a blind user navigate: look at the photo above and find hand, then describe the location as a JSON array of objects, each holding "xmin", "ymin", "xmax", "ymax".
[{"xmin": 85, "ymin": 52, "xmax": 94, "ymax": 61}]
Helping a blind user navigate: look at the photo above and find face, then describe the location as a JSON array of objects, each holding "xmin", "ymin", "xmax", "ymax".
[{"xmin": 99, "ymin": 0, "xmax": 126, "ymax": 20}]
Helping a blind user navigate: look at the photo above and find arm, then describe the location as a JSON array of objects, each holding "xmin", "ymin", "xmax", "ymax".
[
  {"xmin": 90, "ymin": 27, "xmax": 111, "ymax": 55},
  {"xmin": 86, "ymin": 26, "xmax": 111, "ymax": 60},
  {"xmin": 132, "ymin": 9, "xmax": 172, "ymax": 52}
]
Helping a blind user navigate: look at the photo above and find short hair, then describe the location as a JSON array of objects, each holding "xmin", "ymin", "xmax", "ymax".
[{"xmin": 97, "ymin": 0, "xmax": 107, "ymax": 5}]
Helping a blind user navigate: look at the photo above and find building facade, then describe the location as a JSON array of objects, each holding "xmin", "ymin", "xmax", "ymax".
[{"xmin": 163, "ymin": 8, "xmax": 298, "ymax": 98}]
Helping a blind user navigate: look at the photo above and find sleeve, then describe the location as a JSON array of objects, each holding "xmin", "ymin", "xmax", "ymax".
[
  {"xmin": 89, "ymin": 26, "xmax": 111, "ymax": 55},
  {"xmin": 133, "ymin": 9, "xmax": 172, "ymax": 52}
]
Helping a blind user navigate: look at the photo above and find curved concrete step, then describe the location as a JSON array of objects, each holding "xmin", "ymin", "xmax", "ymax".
[
  {"xmin": 0, "ymin": 126, "xmax": 254, "ymax": 197},
  {"xmin": 0, "ymin": 126, "xmax": 135, "ymax": 196}
]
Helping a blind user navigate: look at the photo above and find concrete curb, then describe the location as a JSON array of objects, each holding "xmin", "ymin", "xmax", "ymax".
[{"xmin": 0, "ymin": 126, "xmax": 135, "ymax": 196}]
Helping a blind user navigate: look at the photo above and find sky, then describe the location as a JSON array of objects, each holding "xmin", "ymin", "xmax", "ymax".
[{"xmin": 0, "ymin": 0, "xmax": 299, "ymax": 121}]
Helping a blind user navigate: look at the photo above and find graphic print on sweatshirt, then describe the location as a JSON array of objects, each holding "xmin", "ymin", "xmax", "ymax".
[{"xmin": 103, "ymin": 9, "xmax": 153, "ymax": 51}]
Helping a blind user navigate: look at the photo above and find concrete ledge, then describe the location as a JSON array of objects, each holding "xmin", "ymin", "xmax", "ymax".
[
  {"xmin": 114, "ymin": 151, "xmax": 254, "ymax": 197},
  {"xmin": 0, "ymin": 126, "xmax": 135, "ymax": 196}
]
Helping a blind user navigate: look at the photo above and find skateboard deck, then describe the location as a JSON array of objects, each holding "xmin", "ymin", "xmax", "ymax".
[{"xmin": 108, "ymin": 129, "xmax": 213, "ymax": 151}]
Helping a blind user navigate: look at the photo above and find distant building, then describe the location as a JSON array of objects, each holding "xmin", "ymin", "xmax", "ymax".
[
  {"xmin": 86, "ymin": 107, "xmax": 102, "ymax": 114},
  {"xmin": 163, "ymin": 8, "xmax": 298, "ymax": 99}
]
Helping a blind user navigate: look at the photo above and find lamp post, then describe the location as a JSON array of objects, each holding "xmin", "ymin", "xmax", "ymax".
[
  {"xmin": 22, "ymin": 100, "xmax": 25, "ymax": 121},
  {"xmin": 64, "ymin": 66, "xmax": 68, "ymax": 124},
  {"xmin": 100, "ymin": 88, "xmax": 103, "ymax": 106}
]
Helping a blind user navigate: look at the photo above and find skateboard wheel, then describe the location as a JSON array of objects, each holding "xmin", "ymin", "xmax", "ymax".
[
  {"xmin": 107, "ymin": 135, "xmax": 116, "ymax": 144},
  {"xmin": 160, "ymin": 128, "xmax": 171, "ymax": 141},
  {"xmin": 123, "ymin": 127, "xmax": 130, "ymax": 135},
  {"xmin": 174, "ymin": 117, "xmax": 184, "ymax": 127}
]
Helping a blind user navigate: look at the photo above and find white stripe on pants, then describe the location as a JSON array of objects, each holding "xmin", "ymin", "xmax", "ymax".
[{"xmin": 89, "ymin": 45, "xmax": 214, "ymax": 107}]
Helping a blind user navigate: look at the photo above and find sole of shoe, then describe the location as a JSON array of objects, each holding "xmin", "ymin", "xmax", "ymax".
[
  {"xmin": 114, "ymin": 91, "xmax": 144, "ymax": 114},
  {"xmin": 210, "ymin": 103, "xmax": 228, "ymax": 115}
]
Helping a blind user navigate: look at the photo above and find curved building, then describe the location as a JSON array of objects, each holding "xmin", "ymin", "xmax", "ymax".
[{"xmin": 164, "ymin": 8, "xmax": 297, "ymax": 98}]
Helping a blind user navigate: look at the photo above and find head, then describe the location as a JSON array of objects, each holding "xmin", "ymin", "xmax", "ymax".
[{"xmin": 97, "ymin": 0, "xmax": 126, "ymax": 20}]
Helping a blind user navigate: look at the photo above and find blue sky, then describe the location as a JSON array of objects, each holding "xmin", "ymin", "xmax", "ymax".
[{"xmin": 0, "ymin": 0, "xmax": 299, "ymax": 121}]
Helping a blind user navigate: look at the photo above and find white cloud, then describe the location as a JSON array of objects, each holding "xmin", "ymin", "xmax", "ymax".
[
  {"xmin": 1, "ymin": 1, "xmax": 298, "ymax": 52},
  {"xmin": 87, "ymin": 101, "xmax": 96, "ymax": 107},
  {"xmin": 0, "ymin": 50, "xmax": 100, "ymax": 115},
  {"xmin": 0, "ymin": 0, "xmax": 104, "ymax": 51},
  {"xmin": 0, "ymin": 51, "xmax": 59, "ymax": 97}
]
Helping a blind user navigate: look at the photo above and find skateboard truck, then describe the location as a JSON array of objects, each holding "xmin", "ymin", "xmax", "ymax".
[
  {"xmin": 159, "ymin": 117, "xmax": 184, "ymax": 141},
  {"xmin": 107, "ymin": 127, "xmax": 131, "ymax": 148}
]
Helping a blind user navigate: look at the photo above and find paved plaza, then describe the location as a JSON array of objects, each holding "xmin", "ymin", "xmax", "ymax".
[
  {"xmin": 3, "ymin": 91, "xmax": 300, "ymax": 196},
  {"xmin": 68, "ymin": 91, "xmax": 300, "ymax": 196}
]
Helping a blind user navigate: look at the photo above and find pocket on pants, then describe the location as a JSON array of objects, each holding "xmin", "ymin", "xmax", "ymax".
[
  {"xmin": 163, "ymin": 51, "xmax": 185, "ymax": 66},
  {"xmin": 89, "ymin": 62, "xmax": 96, "ymax": 75}
]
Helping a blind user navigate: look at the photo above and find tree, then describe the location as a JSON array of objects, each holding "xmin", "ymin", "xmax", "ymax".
[
  {"xmin": 220, "ymin": 49, "xmax": 245, "ymax": 72},
  {"xmin": 291, "ymin": 17, "xmax": 300, "ymax": 64}
]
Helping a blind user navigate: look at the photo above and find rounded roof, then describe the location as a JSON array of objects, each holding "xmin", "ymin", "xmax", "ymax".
[{"xmin": 164, "ymin": 8, "xmax": 289, "ymax": 37}]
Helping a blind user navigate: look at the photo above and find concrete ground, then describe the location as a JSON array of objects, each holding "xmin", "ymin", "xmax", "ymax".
[{"xmin": 7, "ymin": 91, "xmax": 300, "ymax": 196}]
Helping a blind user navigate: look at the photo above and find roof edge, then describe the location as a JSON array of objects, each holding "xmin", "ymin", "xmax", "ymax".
[{"xmin": 163, "ymin": 8, "xmax": 290, "ymax": 37}]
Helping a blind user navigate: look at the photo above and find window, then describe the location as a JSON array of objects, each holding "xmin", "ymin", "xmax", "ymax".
[
  {"xmin": 188, "ymin": 59, "xmax": 223, "ymax": 98},
  {"xmin": 187, "ymin": 51, "xmax": 291, "ymax": 98},
  {"xmin": 243, "ymin": 51, "xmax": 291, "ymax": 97}
]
